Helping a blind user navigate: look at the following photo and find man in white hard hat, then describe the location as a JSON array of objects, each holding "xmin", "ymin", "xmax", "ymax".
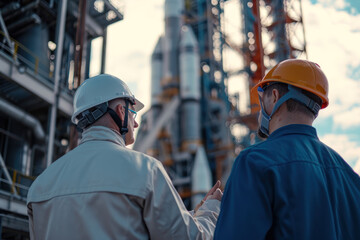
[{"xmin": 27, "ymin": 74, "xmax": 222, "ymax": 240}]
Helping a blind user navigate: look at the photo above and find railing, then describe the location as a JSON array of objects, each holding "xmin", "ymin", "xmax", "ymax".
[
  {"xmin": 0, "ymin": 30, "xmax": 75, "ymax": 96},
  {"xmin": 0, "ymin": 168, "xmax": 35, "ymax": 198},
  {"xmin": 0, "ymin": 30, "xmax": 53, "ymax": 80}
]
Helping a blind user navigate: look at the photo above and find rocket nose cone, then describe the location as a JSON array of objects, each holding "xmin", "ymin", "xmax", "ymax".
[
  {"xmin": 165, "ymin": 0, "xmax": 184, "ymax": 17},
  {"xmin": 152, "ymin": 36, "xmax": 164, "ymax": 56},
  {"xmin": 191, "ymin": 146, "xmax": 212, "ymax": 192},
  {"xmin": 180, "ymin": 25, "xmax": 198, "ymax": 47}
]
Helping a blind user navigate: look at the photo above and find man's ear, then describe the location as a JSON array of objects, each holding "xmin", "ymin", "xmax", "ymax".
[
  {"xmin": 114, "ymin": 104, "xmax": 125, "ymax": 121},
  {"xmin": 271, "ymin": 89, "xmax": 280, "ymax": 104}
]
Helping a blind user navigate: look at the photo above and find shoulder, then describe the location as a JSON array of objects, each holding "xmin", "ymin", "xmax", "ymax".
[
  {"xmin": 27, "ymin": 143, "xmax": 162, "ymax": 203},
  {"xmin": 234, "ymin": 141, "xmax": 276, "ymax": 170}
]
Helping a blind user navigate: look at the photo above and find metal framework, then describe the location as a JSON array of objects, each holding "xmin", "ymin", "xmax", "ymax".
[
  {"xmin": 184, "ymin": 0, "xmax": 234, "ymax": 186},
  {"xmin": 0, "ymin": 0, "xmax": 123, "ymax": 237},
  {"xmin": 225, "ymin": 0, "xmax": 307, "ymax": 148}
]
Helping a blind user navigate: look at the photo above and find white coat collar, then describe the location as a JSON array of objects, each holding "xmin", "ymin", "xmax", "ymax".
[{"xmin": 80, "ymin": 126, "xmax": 126, "ymax": 147}]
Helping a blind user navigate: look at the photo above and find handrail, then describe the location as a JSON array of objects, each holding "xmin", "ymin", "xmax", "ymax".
[
  {"xmin": 0, "ymin": 168, "xmax": 35, "ymax": 196},
  {"xmin": 0, "ymin": 30, "xmax": 53, "ymax": 79}
]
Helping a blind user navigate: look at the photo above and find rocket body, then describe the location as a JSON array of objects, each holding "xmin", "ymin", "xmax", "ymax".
[
  {"xmin": 149, "ymin": 0, "xmax": 212, "ymax": 208},
  {"xmin": 151, "ymin": 36, "xmax": 163, "ymax": 107},
  {"xmin": 164, "ymin": 0, "xmax": 183, "ymax": 86},
  {"xmin": 180, "ymin": 25, "xmax": 201, "ymax": 152}
]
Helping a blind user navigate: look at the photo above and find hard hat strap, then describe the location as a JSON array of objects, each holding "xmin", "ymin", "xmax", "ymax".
[
  {"xmin": 259, "ymin": 85, "xmax": 320, "ymax": 137},
  {"xmin": 77, "ymin": 102, "xmax": 108, "ymax": 129},
  {"xmin": 106, "ymin": 100, "xmax": 130, "ymax": 143},
  {"xmin": 286, "ymin": 86, "xmax": 320, "ymax": 117},
  {"xmin": 121, "ymin": 100, "xmax": 129, "ymax": 137},
  {"xmin": 107, "ymin": 107, "xmax": 128, "ymax": 135}
]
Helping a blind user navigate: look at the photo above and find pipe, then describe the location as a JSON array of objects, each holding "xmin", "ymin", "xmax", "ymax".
[
  {"xmin": 3, "ymin": 0, "xmax": 40, "ymax": 21},
  {"xmin": 47, "ymin": 0, "xmax": 68, "ymax": 167},
  {"xmin": 7, "ymin": 13, "xmax": 41, "ymax": 32},
  {"xmin": 100, "ymin": 28, "xmax": 107, "ymax": 74},
  {"xmin": 0, "ymin": 2, "xmax": 21, "ymax": 17},
  {"xmin": 0, "ymin": 12, "xmax": 14, "ymax": 54},
  {"xmin": 0, "ymin": 98, "xmax": 45, "ymax": 140}
]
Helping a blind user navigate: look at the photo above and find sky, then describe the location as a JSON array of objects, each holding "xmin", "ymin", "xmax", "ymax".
[{"xmin": 92, "ymin": 0, "xmax": 360, "ymax": 173}]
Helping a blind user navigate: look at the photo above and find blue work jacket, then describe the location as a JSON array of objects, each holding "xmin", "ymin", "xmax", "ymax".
[{"xmin": 215, "ymin": 124, "xmax": 360, "ymax": 240}]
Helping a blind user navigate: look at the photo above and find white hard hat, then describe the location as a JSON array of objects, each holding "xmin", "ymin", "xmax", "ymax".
[{"xmin": 71, "ymin": 74, "xmax": 144, "ymax": 124}]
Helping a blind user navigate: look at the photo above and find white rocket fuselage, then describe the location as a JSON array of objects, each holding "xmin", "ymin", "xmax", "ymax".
[
  {"xmin": 180, "ymin": 25, "xmax": 201, "ymax": 152},
  {"xmin": 163, "ymin": 0, "xmax": 183, "ymax": 87},
  {"xmin": 151, "ymin": 36, "xmax": 163, "ymax": 107}
]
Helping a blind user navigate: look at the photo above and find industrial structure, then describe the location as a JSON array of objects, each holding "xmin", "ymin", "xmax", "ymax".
[
  {"xmin": 0, "ymin": 0, "xmax": 122, "ymax": 238},
  {"xmin": 134, "ymin": 0, "xmax": 307, "ymax": 209}
]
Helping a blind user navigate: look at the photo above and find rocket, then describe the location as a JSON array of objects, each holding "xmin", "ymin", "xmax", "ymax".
[
  {"xmin": 191, "ymin": 146, "xmax": 213, "ymax": 208},
  {"xmin": 148, "ymin": 0, "xmax": 213, "ymax": 208}
]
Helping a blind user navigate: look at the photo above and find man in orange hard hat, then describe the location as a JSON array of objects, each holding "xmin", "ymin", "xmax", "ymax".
[{"xmin": 214, "ymin": 59, "xmax": 360, "ymax": 239}]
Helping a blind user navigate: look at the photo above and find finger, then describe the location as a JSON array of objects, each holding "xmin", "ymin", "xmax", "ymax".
[
  {"xmin": 213, "ymin": 188, "xmax": 223, "ymax": 199},
  {"xmin": 203, "ymin": 180, "xmax": 221, "ymax": 200},
  {"xmin": 206, "ymin": 188, "xmax": 223, "ymax": 201}
]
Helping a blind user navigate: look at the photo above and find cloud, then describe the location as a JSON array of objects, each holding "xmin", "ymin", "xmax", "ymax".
[
  {"xmin": 332, "ymin": 106, "xmax": 360, "ymax": 128},
  {"xmin": 303, "ymin": 0, "xmax": 360, "ymax": 173},
  {"xmin": 354, "ymin": 159, "xmax": 360, "ymax": 174},
  {"xmin": 106, "ymin": 0, "xmax": 164, "ymax": 112},
  {"xmin": 320, "ymin": 133, "xmax": 360, "ymax": 168},
  {"xmin": 303, "ymin": 0, "xmax": 360, "ymax": 130}
]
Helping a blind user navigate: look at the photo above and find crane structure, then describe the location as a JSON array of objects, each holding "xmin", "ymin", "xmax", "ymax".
[
  {"xmin": 227, "ymin": 0, "xmax": 307, "ymax": 147},
  {"xmin": 0, "ymin": 0, "xmax": 122, "ymax": 237}
]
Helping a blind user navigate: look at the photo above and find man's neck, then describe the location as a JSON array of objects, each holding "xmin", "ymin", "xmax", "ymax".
[{"xmin": 269, "ymin": 109, "xmax": 314, "ymax": 135}]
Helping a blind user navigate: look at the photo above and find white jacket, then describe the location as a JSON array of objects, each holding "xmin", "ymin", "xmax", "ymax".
[{"xmin": 27, "ymin": 126, "xmax": 220, "ymax": 240}]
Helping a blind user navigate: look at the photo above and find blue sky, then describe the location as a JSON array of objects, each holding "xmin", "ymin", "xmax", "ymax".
[
  {"xmin": 95, "ymin": 0, "xmax": 360, "ymax": 173},
  {"xmin": 310, "ymin": 0, "xmax": 360, "ymax": 14}
]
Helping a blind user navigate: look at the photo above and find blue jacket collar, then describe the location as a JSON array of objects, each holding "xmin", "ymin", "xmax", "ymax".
[{"xmin": 268, "ymin": 124, "xmax": 318, "ymax": 140}]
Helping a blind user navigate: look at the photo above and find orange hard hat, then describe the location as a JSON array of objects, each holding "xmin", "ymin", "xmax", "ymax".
[{"xmin": 251, "ymin": 59, "xmax": 329, "ymax": 109}]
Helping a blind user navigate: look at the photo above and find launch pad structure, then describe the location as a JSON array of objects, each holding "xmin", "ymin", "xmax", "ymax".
[
  {"xmin": 0, "ymin": 0, "xmax": 307, "ymax": 237},
  {"xmin": 133, "ymin": 0, "xmax": 307, "ymax": 209}
]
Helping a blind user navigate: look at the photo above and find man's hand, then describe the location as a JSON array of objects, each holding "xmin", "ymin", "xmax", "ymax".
[{"xmin": 194, "ymin": 180, "xmax": 223, "ymax": 212}]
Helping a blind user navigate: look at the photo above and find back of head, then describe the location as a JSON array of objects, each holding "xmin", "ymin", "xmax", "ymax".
[
  {"xmin": 252, "ymin": 59, "xmax": 330, "ymax": 137},
  {"xmin": 254, "ymin": 59, "xmax": 329, "ymax": 109}
]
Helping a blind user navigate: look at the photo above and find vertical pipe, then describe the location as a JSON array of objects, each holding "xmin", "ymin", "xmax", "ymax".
[
  {"xmin": 46, "ymin": 0, "xmax": 68, "ymax": 167},
  {"xmin": 84, "ymin": 37, "xmax": 91, "ymax": 80},
  {"xmin": 0, "ymin": 12, "xmax": 14, "ymax": 54},
  {"xmin": 73, "ymin": 0, "xmax": 87, "ymax": 86},
  {"xmin": 100, "ymin": 28, "xmax": 107, "ymax": 74},
  {"xmin": 217, "ymin": 0, "xmax": 228, "ymax": 106}
]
